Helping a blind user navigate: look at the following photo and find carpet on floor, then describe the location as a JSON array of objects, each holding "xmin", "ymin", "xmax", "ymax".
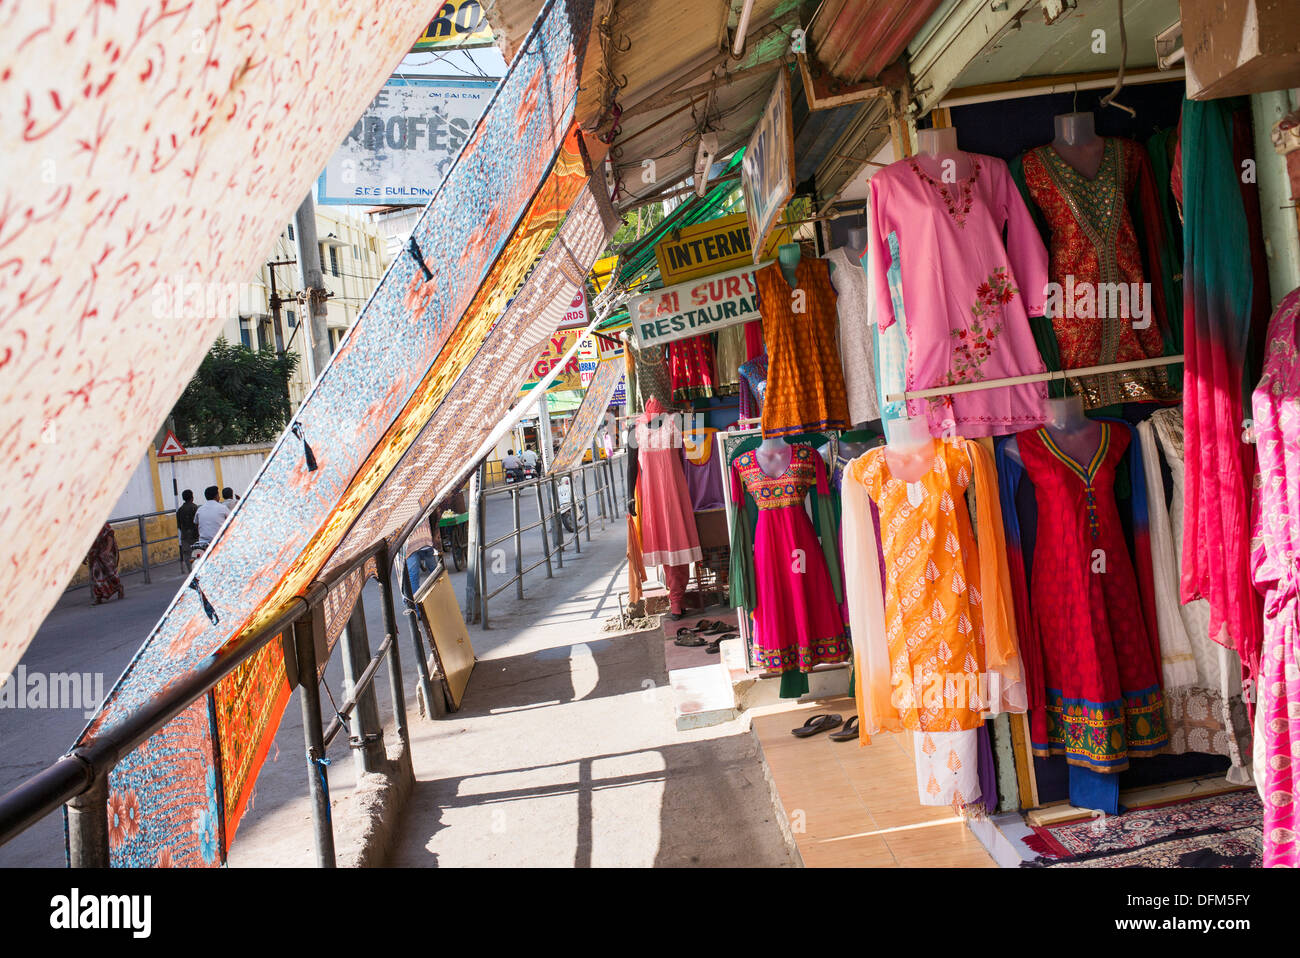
[{"xmin": 1022, "ymin": 788, "xmax": 1263, "ymax": 868}]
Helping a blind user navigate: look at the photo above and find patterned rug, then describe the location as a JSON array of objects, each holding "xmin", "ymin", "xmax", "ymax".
[
  {"xmin": 1023, "ymin": 789, "xmax": 1263, "ymax": 867},
  {"xmin": 1049, "ymin": 828, "xmax": 1262, "ymax": 868}
]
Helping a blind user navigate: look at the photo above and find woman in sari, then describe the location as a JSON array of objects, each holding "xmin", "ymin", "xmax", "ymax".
[{"xmin": 85, "ymin": 522, "xmax": 125, "ymax": 604}]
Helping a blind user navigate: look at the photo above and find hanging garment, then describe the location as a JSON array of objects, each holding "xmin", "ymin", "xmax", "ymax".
[
  {"xmin": 824, "ymin": 247, "xmax": 880, "ymax": 426},
  {"xmin": 714, "ymin": 325, "xmax": 745, "ymax": 396},
  {"xmin": 633, "ymin": 398, "xmax": 702, "ymax": 568},
  {"xmin": 1180, "ymin": 98, "xmax": 1264, "ymax": 687},
  {"xmin": 681, "ymin": 425, "xmax": 724, "ymax": 512},
  {"xmin": 1248, "ymin": 285, "xmax": 1300, "ymax": 869},
  {"xmin": 867, "ymin": 154, "xmax": 1050, "ymax": 437},
  {"xmin": 626, "ymin": 341, "xmax": 673, "ymax": 414},
  {"xmin": 754, "ymin": 259, "xmax": 851, "ymax": 437},
  {"xmin": 1021, "ymin": 138, "xmax": 1174, "ymax": 408},
  {"xmin": 1137, "ymin": 408, "xmax": 1251, "ymax": 780},
  {"xmin": 728, "ymin": 444, "xmax": 847, "ymax": 674},
  {"xmin": 1015, "ymin": 423, "xmax": 1168, "ymax": 772},
  {"xmin": 737, "ymin": 353, "xmax": 768, "ymax": 422},
  {"xmin": 668, "ymin": 333, "xmax": 717, "ymax": 402},
  {"xmin": 842, "ymin": 438, "xmax": 1026, "ymax": 805}
]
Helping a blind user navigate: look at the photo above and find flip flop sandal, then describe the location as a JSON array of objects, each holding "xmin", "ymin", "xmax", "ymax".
[
  {"xmin": 828, "ymin": 716, "xmax": 860, "ymax": 742},
  {"xmin": 790, "ymin": 714, "xmax": 842, "ymax": 738},
  {"xmin": 698, "ymin": 620, "xmax": 734, "ymax": 635},
  {"xmin": 704, "ymin": 632, "xmax": 738, "ymax": 654},
  {"xmin": 674, "ymin": 632, "xmax": 707, "ymax": 647}
]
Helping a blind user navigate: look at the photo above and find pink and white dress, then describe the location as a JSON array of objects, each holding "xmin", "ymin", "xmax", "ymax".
[
  {"xmin": 866, "ymin": 153, "xmax": 1049, "ymax": 437},
  {"xmin": 1249, "ymin": 286, "xmax": 1300, "ymax": 868}
]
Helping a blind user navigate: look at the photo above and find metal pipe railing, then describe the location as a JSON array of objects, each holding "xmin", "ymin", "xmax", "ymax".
[
  {"xmin": 473, "ymin": 453, "xmax": 625, "ymax": 627},
  {"xmin": 0, "ymin": 536, "xmax": 417, "ymax": 869}
]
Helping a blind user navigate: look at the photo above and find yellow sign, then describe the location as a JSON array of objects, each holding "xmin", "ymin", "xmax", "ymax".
[
  {"xmin": 654, "ymin": 212, "xmax": 790, "ymax": 286},
  {"xmin": 590, "ymin": 255, "xmax": 618, "ymax": 293},
  {"xmin": 412, "ymin": 0, "xmax": 495, "ymax": 51},
  {"xmin": 519, "ymin": 330, "xmax": 582, "ymax": 394}
]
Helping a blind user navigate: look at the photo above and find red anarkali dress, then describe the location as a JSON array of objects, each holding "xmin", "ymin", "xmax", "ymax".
[
  {"xmin": 1017, "ymin": 422, "xmax": 1168, "ymax": 771},
  {"xmin": 1022, "ymin": 138, "xmax": 1172, "ymax": 408}
]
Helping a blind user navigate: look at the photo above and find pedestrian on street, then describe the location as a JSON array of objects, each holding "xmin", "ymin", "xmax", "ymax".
[
  {"xmin": 222, "ymin": 486, "xmax": 238, "ymax": 505},
  {"xmin": 176, "ymin": 489, "xmax": 199, "ymax": 568},
  {"xmin": 84, "ymin": 522, "xmax": 125, "ymax": 604}
]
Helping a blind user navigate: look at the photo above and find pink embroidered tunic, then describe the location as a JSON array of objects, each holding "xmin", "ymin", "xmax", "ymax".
[
  {"xmin": 867, "ymin": 153, "xmax": 1050, "ymax": 437},
  {"xmin": 1249, "ymin": 286, "xmax": 1300, "ymax": 869}
]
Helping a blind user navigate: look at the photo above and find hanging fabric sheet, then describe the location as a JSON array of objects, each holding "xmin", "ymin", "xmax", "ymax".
[
  {"xmin": 0, "ymin": 2, "xmax": 433, "ymax": 688},
  {"xmin": 72, "ymin": 0, "xmax": 601, "ymax": 867},
  {"xmin": 552, "ymin": 357, "xmax": 624, "ymax": 474}
]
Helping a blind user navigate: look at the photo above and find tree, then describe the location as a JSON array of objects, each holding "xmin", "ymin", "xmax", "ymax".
[{"xmin": 171, "ymin": 338, "xmax": 299, "ymax": 446}]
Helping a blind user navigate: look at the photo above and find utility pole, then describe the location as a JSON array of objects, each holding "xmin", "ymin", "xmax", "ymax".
[
  {"xmin": 292, "ymin": 193, "xmax": 333, "ymax": 381},
  {"xmin": 266, "ymin": 258, "xmax": 297, "ymax": 354}
]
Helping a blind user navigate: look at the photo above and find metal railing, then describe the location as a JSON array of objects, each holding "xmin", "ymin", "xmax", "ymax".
[
  {"xmin": 66, "ymin": 509, "xmax": 188, "ymax": 589},
  {"xmin": 0, "ymin": 537, "xmax": 424, "ymax": 868},
  {"xmin": 474, "ymin": 452, "xmax": 625, "ymax": 628}
]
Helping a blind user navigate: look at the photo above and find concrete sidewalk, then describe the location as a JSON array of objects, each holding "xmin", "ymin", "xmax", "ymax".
[{"xmin": 388, "ymin": 526, "xmax": 794, "ymax": 867}]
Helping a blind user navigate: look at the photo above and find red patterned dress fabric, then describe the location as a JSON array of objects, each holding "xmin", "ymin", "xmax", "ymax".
[
  {"xmin": 668, "ymin": 333, "xmax": 718, "ymax": 402},
  {"xmin": 1022, "ymin": 138, "xmax": 1170, "ymax": 407},
  {"xmin": 731, "ymin": 445, "xmax": 847, "ymax": 673},
  {"xmin": 1016, "ymin": 423, "xmax": 1168, "ymax": 771}
]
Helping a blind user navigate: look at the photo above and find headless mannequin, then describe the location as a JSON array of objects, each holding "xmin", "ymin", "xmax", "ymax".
[
  {"xmin": 883, "ymin": 415, "xmax": 935, "ymax": 483},
  {"xmin": 843, "ymin": 226, "xmax": 868, "ymax": 262},
  {"xmin": 1051, "ymin": 111, "xmax": 1104, "ymax": 180},
  {"xmin": 1003, "ymin": 392, "xmax": 1099, "ymax": 466},
  {"xmin": 777, "ymin": 242, "xmax": 801, "ymax": 287},
  {"xmin": 912, "ymin": 127, "xmax": 971, "ymax": 181},
  {"xmin": 756, "ymin": 435, "xmax": 793, "ymax": 478}
]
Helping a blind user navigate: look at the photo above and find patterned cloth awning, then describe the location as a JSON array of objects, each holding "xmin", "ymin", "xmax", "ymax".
[
  {"xmin": 0, "ymin": 0, "xmax": 434, "ymax": 687},
  {"xmin": 65, "ymin": 0, "xmax": 610, "ymax": 867}
]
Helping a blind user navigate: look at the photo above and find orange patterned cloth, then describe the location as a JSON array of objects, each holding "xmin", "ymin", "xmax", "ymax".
[
  {"xmin": 842, "ymin": 438, "xmax": 1026, "ymax": 742},
  {"xmin": 755, "ymin": 260, "xmax": 850, "ymax": 437}
]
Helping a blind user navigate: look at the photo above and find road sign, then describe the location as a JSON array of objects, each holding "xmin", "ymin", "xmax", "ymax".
[{"xmin": 158, "ymin": 431, "xmax": 187, "ymax": 457}]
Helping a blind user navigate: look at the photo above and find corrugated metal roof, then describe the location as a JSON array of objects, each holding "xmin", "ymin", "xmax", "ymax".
[{"xmin": 810, "ymin": 0, "xmax": 945, "ymax": 82}]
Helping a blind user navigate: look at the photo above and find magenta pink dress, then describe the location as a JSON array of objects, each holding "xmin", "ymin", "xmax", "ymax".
[
  {"xmin": 635, "ymin": 406, "xmax": 702, "ymax": 568},
  {"xmin": 1249, "ymin": 286, "xmax": 1300, "ymax": 869},
  {"xmin": 731, "ymin": 445, "xmax": 847, "ymax": 672},
  {"xmin": 866, "ymin": 153, "xmax": 1049, "ymax": 437}
]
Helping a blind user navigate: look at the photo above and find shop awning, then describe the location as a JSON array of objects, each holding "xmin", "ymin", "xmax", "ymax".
[
  {"xmin": 72, "ymin": 0, "xmax": 615, "ymax": 868},
  {"xmin": 0, "ymin": 3, "xmax": 432, "ymax": 688}
]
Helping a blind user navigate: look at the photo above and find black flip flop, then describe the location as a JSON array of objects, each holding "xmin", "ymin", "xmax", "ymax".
[
  {"xmin": 674, "ymin": 631, "xmax": 706, "ymax": 647},
  {"xmin": 704, "ymin": 632, "xmax": 738, "ymax": 654},
  {"xmin": 791, "ymin": 714, "xmax": 842, "ymax": 738},
  {"xmin": 828, "ymin": 716, "xmax": 860, "ymax": 742}
]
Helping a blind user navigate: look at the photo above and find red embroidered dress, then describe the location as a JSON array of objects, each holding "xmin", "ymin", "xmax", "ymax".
[
  {"xmin": 730, "ymin": 445, "xmax": 847, "ymax": 673},
  {"xmin": 1016, "ymin": 423, "xmax": 1168, "ymax": 771},
  {"xmin": 1022, "ymin": 138, "xmax": 1173, "ymax": 408}
]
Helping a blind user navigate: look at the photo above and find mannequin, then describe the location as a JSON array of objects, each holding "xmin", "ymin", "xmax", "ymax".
[
  {"xmin": 844, "ymin": 227, "xmax": 868, "ymax": 261},
  {"xmin": 1052, "ymin": 110, "xmax": 1104, "ymax": 180},
  {"xmin": 756, "ymin": 435, "xmax": 793, "ymax": 478},
  {"xmin": 883, "ymin": 415, "xmax": 935, "ymax": 483},
  {"xmin": 912, "ymin": 126, "xmax": 971, "ymax": 182},
  {"xmin": 777, "ymin": 242, "xmax": 801, "ymax": 287},
  {"xmin": 1003, "ymin": 387, "xmax": 1098, "ymax": 466}
]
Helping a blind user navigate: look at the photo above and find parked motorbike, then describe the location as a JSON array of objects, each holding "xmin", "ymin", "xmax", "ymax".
[{"xmin": 556, "ymin": 475, "xmax": 586, "ymax": 533}]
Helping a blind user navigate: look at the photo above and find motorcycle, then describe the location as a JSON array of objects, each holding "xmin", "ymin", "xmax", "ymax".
[
  {"xmin": 504, "ymin": 466, "xmax": 526, "ymax": 485},
  {"xmin": 190, "ymin": 537, "xmax": 211, "ymax": 564},
  {"xmin": 556, "ymin": 475, "xmax": 586, "ymax": 533}
]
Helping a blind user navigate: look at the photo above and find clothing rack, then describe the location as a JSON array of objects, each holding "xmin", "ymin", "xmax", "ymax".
[{"xmin": 885, "ymin": 354, "xmax": 1184, "ymax": 403}]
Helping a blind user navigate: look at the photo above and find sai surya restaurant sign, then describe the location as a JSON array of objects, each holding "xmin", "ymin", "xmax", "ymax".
[
  {"xmin": 653, "ymin": 212, "xmax": 791, "ymax": 286},
  {"xmin": 628, "ymin": 265, "xmax": 765, "ymax": 348}
]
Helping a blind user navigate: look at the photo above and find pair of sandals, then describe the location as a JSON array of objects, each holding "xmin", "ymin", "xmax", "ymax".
[
  {"xmin": 673, "ymin": 621, "xmax": 736, "ymax": 655},
  {"xmin": 790, "ymin": 713, "xmax": 859, "ymax": 742}
]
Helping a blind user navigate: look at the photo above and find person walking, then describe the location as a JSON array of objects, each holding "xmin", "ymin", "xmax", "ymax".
[
  {"xmin": 176, "ymin": 489, "xmax": 199, "ymax": 570},
  {"xmin": 84, "ymin": 522, "xmax": 125, "ymax": 604}
]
